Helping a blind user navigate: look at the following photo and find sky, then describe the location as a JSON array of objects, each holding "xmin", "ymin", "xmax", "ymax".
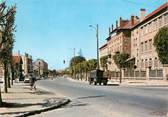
[{"xmin": 4, "ymin": 0, "xmax": 167, "ymax": 70}]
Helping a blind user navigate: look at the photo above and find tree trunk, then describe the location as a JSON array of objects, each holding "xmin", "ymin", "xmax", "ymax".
[
  {"xmin": 119, "ymin": 68, "xmax": 122, "ymax": 83},
  {"xmin": 7, "ymin": 69, "xmax": 11, "ymax": 88},
  {"xmin": 4, "ymin": 63, "xmax": 8, "ymax": 93},
  {"xmin": 11, "ymin": 65, "xmax": 14, "ymax": 85},
  {"xmin": 0, "ymin": 87, "xmax": 2, "ymax": 107}
]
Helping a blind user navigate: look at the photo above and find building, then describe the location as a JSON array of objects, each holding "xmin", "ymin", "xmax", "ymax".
[
  {"xmin": 22, "ymin": 53, "xmax": 33, "ymax": 78},
  {"xmin": 105, "ymin": 16, "xmax": 138, "ymax": 71},
  {"xmin": 12, "ymin": 55, "xmax": 23, "ymax": 81},
  {"xmin": 99, "ymin": 43, "xmax": 108, "ymax": 70},
  {"xmin": 131, "ymin": 3, "xmax": 168, "ymax": 79},
  {"xmin": 33, "ymin": 59, "xmax": 48, "ymax": 78},
  {"xmin": 99, "ymin": 43, "xmax": 108, "ymax": 58}
]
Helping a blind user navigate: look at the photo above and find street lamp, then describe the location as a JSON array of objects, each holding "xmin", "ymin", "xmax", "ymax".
[{"xmin": 89, "ymin": 24, "xmax": 100, "ymax": 70}]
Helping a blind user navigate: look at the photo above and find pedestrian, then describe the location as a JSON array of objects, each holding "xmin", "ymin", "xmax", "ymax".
[{"xmin": 30, "ymin": 75, "xmax": 36, "ymax": 90}]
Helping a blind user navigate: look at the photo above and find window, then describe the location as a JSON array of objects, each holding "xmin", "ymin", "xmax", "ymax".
[
  {"xmin": 153, "ymin": 20, "xmax": 156, "ymax": 30},
  {"xmin": 154, "ymin": 57, "xmax": 158, "ymax": 68},
  {"xmin": 141, "ymin": 59, "xmax": 144, "ymax": 68},
  {"xmin": 148, "ymin": 23, "xmax": 151, "ymax": 32},
  {"xmin": 158, "ymin": 17, "xmax": 162, "ymax": 27},
  {"xmin": 149, "ymin": 58, "xmax": 152, "ymax": 67},
  {"xmin": 141, "ymin": 42, "xmax": 143, "ymax": 52},
  {"xmin": 164, "ymin": 13, "xmax": 168, "ymax": 24},
  {"xmin": 145, "ymin": 41, "xmax": 148, "ymax": 51},
  {"xmin": 149, "ymin": 39, "xmax": 152, "ymax": 50},
  {"xmin": 145, "ymin": 59, "xmax": 148, "ymax": 67}
]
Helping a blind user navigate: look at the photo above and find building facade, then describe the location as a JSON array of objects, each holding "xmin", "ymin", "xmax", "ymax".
[
  {"xmin": 99, "ymin": 2, "xmax": 168, "ymax": 80},
  {"xmin": 12, "ymin": 55, "xmax": 23, "ymax": 81},
  {"xmin": 131, "ymin": 3, "xmax": 168, "ymax": 79},
  {"xmin": 22, "ymin": 53, "xmax": 33, "ymax": 77},
  {"xmin": 106, "ymin": 16, "xmax": 138, "ymax": 71},
  {"xmin": 99, "ymin": 43, "xmax": 108, "ymax": 70},
  {"xmin": 33, "ymin": 59, "xmax": 48, "ymax": 78}
]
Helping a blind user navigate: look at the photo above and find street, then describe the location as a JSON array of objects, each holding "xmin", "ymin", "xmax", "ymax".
[{"xmin": 33, "ymin": 78, "xmax": 168, "ymax": 117}]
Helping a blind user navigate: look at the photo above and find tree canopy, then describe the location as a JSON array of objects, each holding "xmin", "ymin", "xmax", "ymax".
[
  {"xmin": 113, "ymin": 51, "xmax": 129, "ymax": 69},
  {"xmin": 153, "ymin": 26, "xmax": 168, "ymax": 64},
  {"xmin": 69, "ymin": 56, "xmax": 86, "ymax": 67},
  {"xmin": 100, "ymin": 55, "xmax": 108, "ymax": 70}
]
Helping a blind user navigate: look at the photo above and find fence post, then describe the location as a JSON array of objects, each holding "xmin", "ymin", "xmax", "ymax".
[
  {"xmin": 146, "ymin": 68, "xmax": 150, "ymax": 80},
  {"xmin": 163, "ymin": 65, "xmax": 168, "ymax": 81}
]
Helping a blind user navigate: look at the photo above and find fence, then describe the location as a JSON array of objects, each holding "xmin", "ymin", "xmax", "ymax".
[{"xmin": 109, "ymin": 69, "xmax": 163, "ymax": 80}]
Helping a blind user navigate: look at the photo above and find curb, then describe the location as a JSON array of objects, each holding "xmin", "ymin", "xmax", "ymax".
[{"xmin": 15, "ymin": 99, "xmax": 71, "ymax": 117}]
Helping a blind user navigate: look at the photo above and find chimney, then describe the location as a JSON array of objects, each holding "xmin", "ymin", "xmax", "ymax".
[
  {"xmin": 140, "ymin": 8, "xmax": 146, "ymax": 21},
  {"xmin": 116, "ymin": 20, "xmax": 118, "ymax": 28},
  {"xmin": 111, "ymin": 24, "xmax": 113, "ymax": 31},
  {"xmin": 120, "ymin": 17, "xmax": 122, "ymax": 28},
  {"xmin": 131, "ymin": 15, "xmax": 135, "ymax": 26},
  {"xmin": 109, "ymin": 27, "xmax": 111, "ymax": 35}
]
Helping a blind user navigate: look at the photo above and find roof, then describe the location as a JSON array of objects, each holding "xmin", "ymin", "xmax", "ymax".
[
  {"xmin": 145, "ymin": 2, "xmax": 168, "ymax": 20},
  {"xmin": 132, "ymin": 2, "xmax": 168, "ymax": 29},
  {"xmin": 99, "ymin": 43, "xmax": 107, "ymax": 50}
]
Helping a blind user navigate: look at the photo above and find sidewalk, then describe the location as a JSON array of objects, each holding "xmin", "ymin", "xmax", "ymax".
[{"xmin": 0, "ymin": 83, "xmax": 70, "ymax": 117}]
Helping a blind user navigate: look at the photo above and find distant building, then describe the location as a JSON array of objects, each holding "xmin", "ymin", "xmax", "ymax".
[
  {"xmin": 22, "ymin": 53, "xmax": 33, "ymax": 77},
  {"xmin": 12, "ymin": 55, "xmax": 23, "ymax": 81},
  {"xmin": 33, "ymin": 59, "xmax": 48, "ymax": 77}
]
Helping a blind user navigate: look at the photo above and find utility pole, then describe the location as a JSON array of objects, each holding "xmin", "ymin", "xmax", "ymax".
[
  {"xmin": 73, "ymin": 48, "xmax": 76, "ymax": 79},
  {"xmin": 96, "ymin": 24, "xmax": 100, "ymax": 70},
  {"xmin": 89, "ymin": 24, "xmax": 100, "ymax": 70}
]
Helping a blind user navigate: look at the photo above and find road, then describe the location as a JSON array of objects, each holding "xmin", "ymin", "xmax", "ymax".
[{"xmin": 34, "ymin": 78, "xmax": 168, "ymax": 117}]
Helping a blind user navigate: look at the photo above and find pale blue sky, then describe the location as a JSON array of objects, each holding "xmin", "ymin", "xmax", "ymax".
[{"xmin": 5, "ymin": 0, "xmax": 167, "ymax": 70}]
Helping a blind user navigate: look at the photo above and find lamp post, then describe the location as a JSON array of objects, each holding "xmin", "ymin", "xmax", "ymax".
[{"xmin": 89, "ymin": 24, "xmax": 100, "ymax": 70}]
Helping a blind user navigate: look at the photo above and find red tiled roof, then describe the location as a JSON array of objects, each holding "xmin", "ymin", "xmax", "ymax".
[
  {"xmin": 145, "ymin": 2, "xmax": 168, "ymax": 20},
  {"xmin": 132, "ymin": 2, "xmax": 168, "ymax": 29}
]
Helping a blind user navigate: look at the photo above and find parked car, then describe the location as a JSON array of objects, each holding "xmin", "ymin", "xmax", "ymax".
[
  {"xmin": 0, "ymin": 78, "xmax": 4, "ymax": 83},
  {"xmin": 88, "ymin": 69, "xmax": 108, "ymax": 85},
  {"xmin": 24, "ymin": 76, "xmax": 30, "ymax": 83}
]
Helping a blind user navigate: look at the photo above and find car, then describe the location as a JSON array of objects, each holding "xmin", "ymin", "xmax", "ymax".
[{"xmin": 24, "ymin": 77, "xmax": 30, "ymax": 83}]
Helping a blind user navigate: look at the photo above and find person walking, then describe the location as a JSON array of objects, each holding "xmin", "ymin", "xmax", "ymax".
[{"xmin": 30, "ymin": 75, "xmax": 36, "ymax": 90}]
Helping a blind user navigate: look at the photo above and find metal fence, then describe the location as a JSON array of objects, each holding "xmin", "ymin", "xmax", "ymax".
[{"xmin": 109, "ymin": 69, "xmax": 163, "ymax": 80}]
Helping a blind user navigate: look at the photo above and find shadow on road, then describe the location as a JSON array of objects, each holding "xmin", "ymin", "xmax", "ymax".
[
  {"xmin": 77, "ymin": 95, "xmax": 105, "ymax": 99},
  {"xmin": 107, "ymin": 84, "xmax": 119, "ymax": 86},
  {"xmin": 1, "ymin": 102, "xmax": 43, "ymax": 108},
  {"xmin": 63, "ymin": 101, "xmax": 88, "ymax": 109}
]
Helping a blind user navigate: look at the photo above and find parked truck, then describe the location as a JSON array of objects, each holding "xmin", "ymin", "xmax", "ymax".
[{"xmin": 89, "ymin": 69, "xmax": 108, "ymax": 85}]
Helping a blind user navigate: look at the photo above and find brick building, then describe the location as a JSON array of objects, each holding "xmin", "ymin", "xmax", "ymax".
[
  {"xmin": 105, "ymin": 16, "xmax": 138, "ymax": 71},
  {"xmin": 131, "ymin": 3, "xmax": 168, "ymax": 79}
]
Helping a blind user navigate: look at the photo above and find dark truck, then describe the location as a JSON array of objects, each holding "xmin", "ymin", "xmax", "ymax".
[{"xmin": 89, "ymin": 69, "xmax": 108, "ymax": 85}]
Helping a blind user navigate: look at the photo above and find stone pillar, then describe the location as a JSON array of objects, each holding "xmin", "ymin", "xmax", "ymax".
[
  {"xmin": 163, "ymin": 64, "xmax": 168, "ymax": 81},
  {"xmin": 121, "ymin": 69, "xmax": 124, "ymax": 81},
  {"xmin": 146, "ymin": 68, "xmax": 150, "ymax": 80}
]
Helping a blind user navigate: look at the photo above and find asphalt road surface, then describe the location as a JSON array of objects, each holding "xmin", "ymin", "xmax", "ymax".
[{"xmin": 34, "ymin": 78, "xmax": 168, "ymax": 117}]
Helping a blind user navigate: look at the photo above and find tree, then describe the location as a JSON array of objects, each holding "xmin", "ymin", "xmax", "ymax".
[
  {"xmin": 100, "ymin": 55, "xmax": 108, "ymax": 71},
  {"xmin": 69, "ymin": 56, "xmax": 86, "ymax": 78},
  {"xmin": 113, "ymin": 52, "xmax": 129, "ymax": 83},
  {"xmin": 153, "ymin": 26, "xmax": 168, "ymax": 64},
  {"xmin": 70, "ymin": 56, "xmax": 86, "ymax": 67},
  {"xmin": 87, "ymin": 59, "xmax": 97, "ymax": 71},
  {"xmin": 0, "ymin": 1, "xmax": 16, "ymax": 106}
]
